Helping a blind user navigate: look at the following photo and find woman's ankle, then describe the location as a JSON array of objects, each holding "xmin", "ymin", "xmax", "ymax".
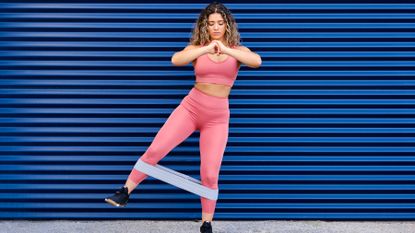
[{"xmin": 124, "ymin": 179, "xmax": 139, "ymax": 194}]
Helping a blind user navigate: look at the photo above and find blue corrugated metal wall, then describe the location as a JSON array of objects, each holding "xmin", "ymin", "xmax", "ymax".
[{"xmin": 1, "ymin": 1, "xmax": 415, "ymax": 220}]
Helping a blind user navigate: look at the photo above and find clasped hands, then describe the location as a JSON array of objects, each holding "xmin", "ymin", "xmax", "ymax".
[{"xmin": 207, "ymin": 40, "xmax": 232, "ymax": 56}]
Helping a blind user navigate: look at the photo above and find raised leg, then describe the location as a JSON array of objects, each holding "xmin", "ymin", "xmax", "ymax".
[{"xmin": 126, "ymin": 104, "xmax": 197, "ymax": 191}]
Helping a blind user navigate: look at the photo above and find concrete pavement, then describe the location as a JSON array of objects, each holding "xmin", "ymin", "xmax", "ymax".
[{"xmin": 0, "ymin": 220, "xmax": 414, "ymax": 233}]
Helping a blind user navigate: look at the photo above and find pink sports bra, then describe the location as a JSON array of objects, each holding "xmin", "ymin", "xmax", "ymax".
[{"xmin": 194, "ymin": 45, "xmax": 239, "ymax": 87}]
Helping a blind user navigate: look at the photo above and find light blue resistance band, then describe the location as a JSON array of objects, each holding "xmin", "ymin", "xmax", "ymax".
[{"xmin": 134, "ymin": 159, "xmax": 218, "ymax": 200}]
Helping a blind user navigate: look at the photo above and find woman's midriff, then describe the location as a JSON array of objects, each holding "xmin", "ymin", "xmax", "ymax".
[{"xmin": 194, "ymin": 82, "xmax": 231, "ymax": 98}]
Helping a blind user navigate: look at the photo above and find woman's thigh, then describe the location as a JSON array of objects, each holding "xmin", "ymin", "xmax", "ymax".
[{"xmin": 141, "ymin": 104, "xmax": 197, "ymax": 164}]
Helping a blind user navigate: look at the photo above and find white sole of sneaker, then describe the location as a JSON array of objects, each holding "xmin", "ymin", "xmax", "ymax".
[{"xmin": 104, "ymin": 198, "xmax": 126, "ymax": 207}]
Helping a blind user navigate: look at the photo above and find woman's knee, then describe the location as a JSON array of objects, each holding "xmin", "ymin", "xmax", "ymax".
[
  {"xmin": 201, "ymin": 172, "xmax": 219, "ymax": 188},
  {"xmin": 140, "ymin": 146, "xmax": 163, "ymax": 165}
]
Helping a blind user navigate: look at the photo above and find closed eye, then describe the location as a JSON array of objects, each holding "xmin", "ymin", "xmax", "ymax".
[{"xmin": 208, "ymin": 21, "xmax": 224, "ymax": 25}]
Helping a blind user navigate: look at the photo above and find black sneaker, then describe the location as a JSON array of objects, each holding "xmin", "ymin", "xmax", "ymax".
[
  {"xmin": 104, "ymin": 186, "xmax": 130, "ymax": 207},
  {"xmin": 200, "ymin": 221, "xmax": 213, "ymax": 233}
]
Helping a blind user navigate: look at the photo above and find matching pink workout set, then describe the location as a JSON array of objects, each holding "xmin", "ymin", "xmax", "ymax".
[{"xmin": 128, "ymin": 45, "xmax": 239, "ymax": 214}]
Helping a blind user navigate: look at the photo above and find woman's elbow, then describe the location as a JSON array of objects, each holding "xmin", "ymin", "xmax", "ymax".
[
  {"xmin": 257, "ymin": 57, "xmax": 262, "ymax": 68},
  {"xmin": 253, "ymin": 55, "xmax": 262, "ymax": 68},
  {"xmin": 171, "ymin": 54, "xmax": 185, "ymax": 66},
  {"xmin": 171, "ymin": 54, "xmax": 179, "ymax": 66}
]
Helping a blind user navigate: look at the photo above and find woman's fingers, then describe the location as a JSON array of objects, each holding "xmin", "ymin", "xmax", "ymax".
[{"xmin": 214, "ymin": 41, "xmax": 221, "ymax": 55}]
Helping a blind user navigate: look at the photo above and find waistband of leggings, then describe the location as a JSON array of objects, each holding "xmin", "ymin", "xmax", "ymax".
[{"xmin": 187, "ymin": 87, "xmax": 229, "ymax": 108}]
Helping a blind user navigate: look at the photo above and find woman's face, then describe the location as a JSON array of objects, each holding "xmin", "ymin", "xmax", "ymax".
[{"xmin": 207, "ymin": 13, "xmax": 226, "ymax": 42}]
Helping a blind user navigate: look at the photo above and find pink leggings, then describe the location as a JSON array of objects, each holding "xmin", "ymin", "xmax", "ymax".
[{"xmin": 128, "ymin": 86, "xmax": 230, "ymax": 214}]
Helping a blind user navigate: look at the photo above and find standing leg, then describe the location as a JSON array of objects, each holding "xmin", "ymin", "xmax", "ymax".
[
  {"xmin": 125, "ymin": 104, "xmax": 197, "ymax": 193},
  {"xmin": 199, "ymin": 121, "xmax": 229, "ymax": 222}
]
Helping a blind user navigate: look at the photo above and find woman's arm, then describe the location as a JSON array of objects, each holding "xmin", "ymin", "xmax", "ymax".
[
  {"xmin": 225, "ymin": 45, "xmax": 262, "ymax": 68},
  {"xmin": 171, "ymin": 45, "xmax": 209, "ymax": 66}
]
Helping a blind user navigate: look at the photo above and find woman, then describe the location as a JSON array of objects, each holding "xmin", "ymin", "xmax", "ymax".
[{"xmin": 105, "ymin": 2, "xmax": 261, "ymax": 232}]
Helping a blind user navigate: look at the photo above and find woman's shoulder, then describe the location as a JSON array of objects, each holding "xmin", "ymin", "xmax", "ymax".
[{"xmin": 233, "ymin": 44, "xmax": 251, "ymax": 52}]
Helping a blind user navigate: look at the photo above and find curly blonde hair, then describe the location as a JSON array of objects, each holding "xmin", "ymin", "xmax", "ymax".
[{"xmin": 189, "ymin": 1, "xmax": 241, "ymax": 48}]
